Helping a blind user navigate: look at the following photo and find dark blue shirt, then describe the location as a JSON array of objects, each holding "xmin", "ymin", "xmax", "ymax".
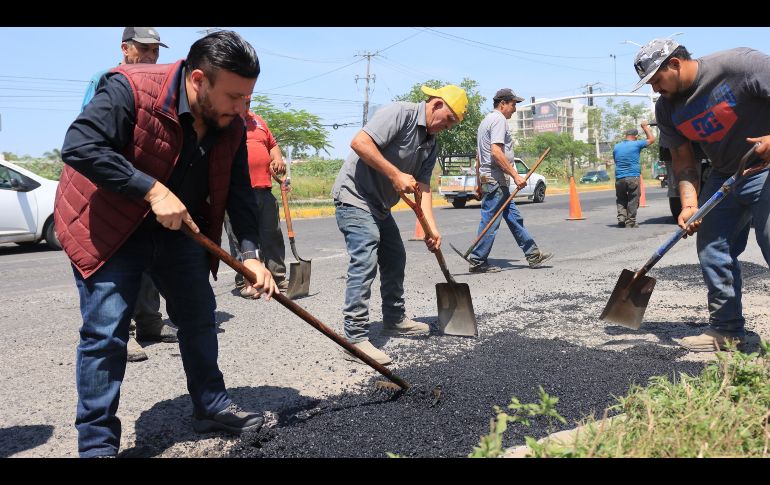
[{"xmin": 61, "ymin": 67, "xmax": 260, "ymax": 253}]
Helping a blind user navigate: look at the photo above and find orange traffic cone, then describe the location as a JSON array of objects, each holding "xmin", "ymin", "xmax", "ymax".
[
  {"xmin": 408, "ymin": 218, "xmax": 425, "ymax": 240},
  {"xmin": 566, "ymin": 176, "xmax": 585, "ymax": 221},
  {"xmin": 639, "ymin": 176, "xmax": 648, "ymax": 207}
]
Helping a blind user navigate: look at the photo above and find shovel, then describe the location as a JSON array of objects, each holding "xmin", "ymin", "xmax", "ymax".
[
  {"xmin": 181, "ymin": 225, "xmax": 410, "ymax": 391},
  {"xmin": 399, "ymin": 189, "xmax": 478, "ymax": 337},
  {"xmin": 450, "ymin": 147, "xmax": 551, "ymax": 263},
  {"xmin": 271, "ymin": 154, "xmax": 311, "ymax": 300},
  {"xmin": 600, "ymin": 144, "xmax": 760, "ymax": 329}
]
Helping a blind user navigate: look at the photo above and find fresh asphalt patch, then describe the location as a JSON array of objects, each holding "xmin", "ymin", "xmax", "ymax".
[{"xmin": 229, "ymin": 325, "xmax": 703, "ymax": 458}]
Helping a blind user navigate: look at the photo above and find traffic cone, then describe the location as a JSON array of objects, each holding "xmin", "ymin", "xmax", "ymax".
[
  {"xmin": 408, "ymin": 218, "xmax": 425, "ymax": 240},
  {"xmin": 639, "ymin": 176, "xmax": 648, "ymax": 207},
  {"xmin": 566, "ymin": 176, "xmax": 585, "ymax": 221}
]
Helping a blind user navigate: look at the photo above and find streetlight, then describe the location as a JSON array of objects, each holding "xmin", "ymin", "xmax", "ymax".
[{"xmin": 610, "ymin": 54, "xmax": 617, "ymax": 94}]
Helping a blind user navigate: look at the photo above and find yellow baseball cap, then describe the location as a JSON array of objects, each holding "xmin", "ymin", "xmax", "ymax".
[{"xmin": 421, "ymin": 84, "xmax": 468, "ymax": 121}]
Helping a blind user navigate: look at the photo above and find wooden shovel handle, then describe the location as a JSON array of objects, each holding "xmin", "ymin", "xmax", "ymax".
[
  {"xmin": 181, "ymin": 225, "xmax": 410, "ymax": 390},
  {"xmin": 271, "ymin": 170, "xmax": 295, "ymax": 238},
  {"xmin": 399, "ymin": 189, "xmax": 455, "ymax": 284}
]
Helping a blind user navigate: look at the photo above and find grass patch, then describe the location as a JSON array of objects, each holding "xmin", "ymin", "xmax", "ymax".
[{"xmin": 473, "ymin": 341, "xmax": 770, "ymax": 458}]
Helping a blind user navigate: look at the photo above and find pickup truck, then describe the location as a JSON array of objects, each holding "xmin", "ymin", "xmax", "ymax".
[{"xmin": 437, "ymin": 152, "xmax": 547, "ymax": 208}]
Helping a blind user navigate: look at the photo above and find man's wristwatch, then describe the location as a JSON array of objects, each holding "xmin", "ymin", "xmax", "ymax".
[{"xmin": 241, "ymin": 249, "xmax": 263, "ymax": 262}]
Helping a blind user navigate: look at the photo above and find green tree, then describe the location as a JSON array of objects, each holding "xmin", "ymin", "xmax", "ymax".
[
  {"xmin": 603, "ymin": 99, "xmax": 658, "ymax": 175},
  {"xmin": 249, "ymin": 95, "xmax": 332, "ymax": 159},
  {"xmin": 516, "ymin": 132, "xmax": 592, "ymax": 179},
  {"xmin": 394, "ymin": 78, "xmax": 485, "ymax": 156},
  {"xmin": 603, "ymin": 99, "xmax": 651, "ymax": 142},
  {"xmin": 42, "ymin": 148, "xmax": 62, "ymax": 161}
]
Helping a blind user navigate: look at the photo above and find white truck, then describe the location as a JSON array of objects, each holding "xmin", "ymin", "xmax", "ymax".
[{"xmin": 437, "ymin": 152, "xmax": 547, "ymax": 208}]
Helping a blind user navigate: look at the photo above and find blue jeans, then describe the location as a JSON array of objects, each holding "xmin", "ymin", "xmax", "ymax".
[
  {"xmin": 696, "ymin": 169, "xmax": 770, "ymax": 336},
  {"xmin": 470, "ymin": 182, "xmax": 538, "ymax": 265},
  {"xmin": 73, "ymin": 227, "xmax": 230, "ymax": 457},
  {"xmin": 335, "ymin": 202, "xmax": 406, "ymax": 343}
]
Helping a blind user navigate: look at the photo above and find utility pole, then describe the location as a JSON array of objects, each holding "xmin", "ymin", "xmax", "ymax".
[
  {"xmin": 610, "ymin": 54, "xmax": 617, "ymax": 94},
  {"xmin": 355, "ymin": 51, "xmax": 379, "ymax": 126}
]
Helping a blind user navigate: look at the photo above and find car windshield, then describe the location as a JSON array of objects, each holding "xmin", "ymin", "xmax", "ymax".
[{"xmin": 584, "ymin": 172, "xmax": 598, "ymax": 177}]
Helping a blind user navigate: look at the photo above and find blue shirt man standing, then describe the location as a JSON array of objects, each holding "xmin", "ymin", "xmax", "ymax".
[{"xmin": 612, "ymin": 122, "xmax": 655, "ymax": 228}]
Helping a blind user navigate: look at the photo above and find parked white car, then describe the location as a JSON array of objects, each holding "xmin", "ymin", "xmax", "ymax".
[
  {"xmin": 438, "ymin": 153, "xmax": 547, "ymax": 208},
  {"xmin": 0, "ymin": 159, "xmax": 61, "ymax": 250}
]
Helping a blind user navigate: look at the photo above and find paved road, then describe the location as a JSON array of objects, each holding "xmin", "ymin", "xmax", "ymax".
[{"xmin": 2, "ymin": 186, "xmax": 768, "ymax": 457}]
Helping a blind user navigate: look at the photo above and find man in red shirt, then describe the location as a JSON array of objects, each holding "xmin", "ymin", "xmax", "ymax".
[{"xmin": 225, "ymin": 101, "xmax": 289, "ymax": 296}]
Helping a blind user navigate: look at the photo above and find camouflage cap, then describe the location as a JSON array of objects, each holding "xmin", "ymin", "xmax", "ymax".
[{"xmin": 631, "ymin": 38, "xmax": 679, "ymax": 92}]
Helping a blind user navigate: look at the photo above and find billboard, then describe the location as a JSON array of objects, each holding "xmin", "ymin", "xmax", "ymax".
[{"xmin": 533, "ymin": 102, "xmax": 559, "ymax": 133}]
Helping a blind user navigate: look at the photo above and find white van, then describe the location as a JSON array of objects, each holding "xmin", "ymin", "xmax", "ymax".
[{"xmin": 0, "ymin": 159, "xmax": 61, "ymax": 249}]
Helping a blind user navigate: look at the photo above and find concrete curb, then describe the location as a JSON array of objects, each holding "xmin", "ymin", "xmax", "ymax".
[{"xmin": 503, "ymin": 414, "xmax": 625, "ymax": 458}]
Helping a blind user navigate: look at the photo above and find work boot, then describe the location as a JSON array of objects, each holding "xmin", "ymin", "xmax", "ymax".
[
  {"xmin": 617, "ymin": 220, "xmax": 626, "ymax": 228},
  {"xmin": 527, "ymin": 251, "xmax": 554, "ymax": 269},
  {"xmin": 677, "ymin": 329, "xmax": 746, "ymax": 353},
  {"xmin": 626, "ymin": 221, "xmax": 639, "ymax": 228},
  {"xmin": 127, "ymin": 336, "xmax": 148, "ymax": 362},
  {"xmin": 342, "ymin": 340, "xmax": 392, "ymax": 365},
  {"xmin": 192, "ymin": 403, "xmax": 264, "ymax": 435},
  {"xmin": 276, "ymin": 279, "xmax": 289, "ymax": 294},
  {"xmin": 382, "ymin": 318, "xmax": 430, "ymax": 337},
  {"xmin": 469, "ymin": 261, "xmax": 502, "ymax": 273},
  {"xmin": 137, "ymin": 321, "xmax": 178, "ymax": 343}
]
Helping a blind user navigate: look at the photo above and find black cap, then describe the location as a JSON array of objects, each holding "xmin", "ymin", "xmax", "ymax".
[
  {"xmin": 122, "ymin": 27, "xmax": 168, "ymax": 48},
  {"xmin": 493, "ymin": 88, "xmax": 525, "ymax": 103}
]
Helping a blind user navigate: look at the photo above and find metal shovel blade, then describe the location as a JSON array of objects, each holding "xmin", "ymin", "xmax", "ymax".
[
  {"xmin": 286, "ymin": 260, "xmax": 311, "ymax": 300},
  {"xmin": 436, "ymin": 282, "xmax": 478, "ymax": 337},
  {"xmin": 599, "ymin": 269, "xmax": 656, "ymax": 330}
]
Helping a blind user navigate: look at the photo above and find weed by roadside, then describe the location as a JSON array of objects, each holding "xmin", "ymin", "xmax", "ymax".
[{"xmin": 473, "ymin": 341, "xmax": 770, "ymax": 458}]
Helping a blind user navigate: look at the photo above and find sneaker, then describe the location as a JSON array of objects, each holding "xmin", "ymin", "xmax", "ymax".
[
  {"xmin": 127, "ymin": 336, "xmax": 148, "ymax": 362},
  {"xmin": 626, "ymin": 221, "xmax": 639, "ymax": 228},
  {"xmin": 617, "ymin": 221, "xmax": 626, "ymax": 228},
  {"xmin": 137, "ymin": 321, "xmax": 178, "ymax": 343},
  {"xmin": 527, "ymin": 251, "xmax": 553, "ymax": 269},
  {"xmin": 677, "ymin": 329, "xmax": 747, "ymax": 353},
  {"xmin": 382, "ymin": 318, "xmax": 430, "ymax": 337},
  {"xmin": 468, "ymin": 262, "xmax": 502, "ymax": 273},
  {"xmin": 341, "ymin": 340, "xmax": 392, "ymax": 365},
  {"xmin": 192, "ymin": 403, "xmax": 264, "ymax": 435}
]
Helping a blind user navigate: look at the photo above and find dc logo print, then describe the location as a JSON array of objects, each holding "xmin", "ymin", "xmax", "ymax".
[{"xmin": 691, "ymin": 112, "xmax": 724, "ymax": 138}]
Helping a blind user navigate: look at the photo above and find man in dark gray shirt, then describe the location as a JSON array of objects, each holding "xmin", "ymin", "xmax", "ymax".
[
  {"xmin": 632, "ymin": 38, "xmax": 770, "ymax": 352},
  {"xmin": 331, "ymin": 84, "xmax": 468, "ymax": 365}
]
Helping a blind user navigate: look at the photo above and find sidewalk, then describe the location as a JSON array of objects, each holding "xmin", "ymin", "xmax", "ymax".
[{"xmin": 290, "ymin": 183, "xmax": 618, "ymax": 219}]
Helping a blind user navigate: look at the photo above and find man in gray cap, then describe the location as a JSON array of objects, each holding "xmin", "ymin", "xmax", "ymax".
[
  {"xmin": 81, "ymin": 28, "xmax": 176, "ymax": 362},
  {"xmin": 632, "ymin": 38, "xmax": 770, "ymax": 352},
  {"xmin": 612, "ymin": 122, "xmax": 655, "ymax": 228},
  {"xmin": 469, "ymin": 88, "xmax": 553, "ymax": 273}
]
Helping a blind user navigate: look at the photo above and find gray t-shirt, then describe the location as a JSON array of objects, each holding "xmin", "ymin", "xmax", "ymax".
[
  {"xmin": 477, "ymin": 110, "xmax": 514, "ymax": 185},
  {"xmin": 656, "ymin": 47, "xmax": 770, "ymax": 174},
  {"xmin": 331, "ymin": 101, "xmax": 437, "ymax": 219}
]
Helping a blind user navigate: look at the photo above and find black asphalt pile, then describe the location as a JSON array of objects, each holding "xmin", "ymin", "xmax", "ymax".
[
  {"xmin": 654, "ymin": 262, "xmax": 770, "ymax": 287},
  {"xmin": 230, "ymin": 329, "xmax": 702, "ymax": 458}
]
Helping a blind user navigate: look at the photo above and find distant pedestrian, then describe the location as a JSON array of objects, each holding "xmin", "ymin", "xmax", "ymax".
[{"xmin": 612, "ymin": 122, "xmax": 655, "ymax": 228}]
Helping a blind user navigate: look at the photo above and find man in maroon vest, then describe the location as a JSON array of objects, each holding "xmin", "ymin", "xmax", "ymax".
[{"xmin": 57, "ymin": 30, "xmax": 277, "ymax": 458}]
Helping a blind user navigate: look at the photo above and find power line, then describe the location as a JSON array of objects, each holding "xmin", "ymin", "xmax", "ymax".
[
  {"xmin": 259, "ymin": 58, "xmax": 364, "ymax": 92},
  {"xmin": 421, "ymin": 27, "xmax": 609, "ymax": 59},
  {"xmin": 0, "ymin": 75, "xmax": 88, "ymax": 83}
]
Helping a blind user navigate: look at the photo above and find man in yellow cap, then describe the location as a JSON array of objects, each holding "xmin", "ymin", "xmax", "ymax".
[{"xmin": 331, "ymin": 84, "xmax": 467, "ymax": 365}]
